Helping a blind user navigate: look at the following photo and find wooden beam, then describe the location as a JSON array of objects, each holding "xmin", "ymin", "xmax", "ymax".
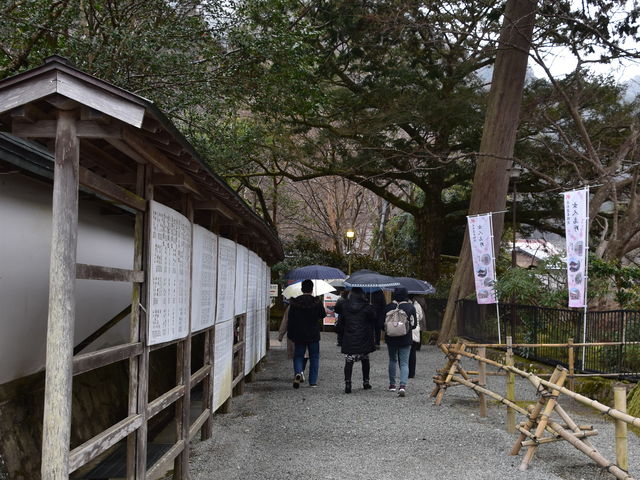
[
  {"xmin": 46, "ymin": 93, "xmax": 81, "ymax": 110},
  {"xmin": 74, "ymin": 304, "xmax": 132, "ymax": 355},
  {"xmin": 68, "ymin": 414, "xmax": 143, "ymax": 473},
  {"xmin": 189, "ymin": 409, "xmax": 210, "ymax": 441},
  {"xmin": 73, "ymin": 343, "xmax": 143, "ymax": 376},
  {"xmin": 79, "ymin": 166, "xmax": 146, "ymax": 211},
  {"xmin": 41, "ymin": 111, "xmax": 79, "ymax": 480},
  {"xmin": 10, "ymin": 103, "xmax": 46, "ymax": 122},
  {"xmin": 147, "ymin": 385, "xmax": 185, "ymax": 420},
  {"xmin": 193, "ymin": 199, "xmax": 236, "ymax": 221},
  {"xmin": 76, "ymin": 263, "xmax": 144, "ymax": 283},
  {"xmin": 13, "ymin": 119, "xmax": 122, "ymax": 138},
  {"xmin": 190, "ymin": 364, "xmax": 210, "ymax": 387},
  {"xmin": 151, "ymin": 173, "xmax": 185, "ymax": 186},
  {"xmin": 145, "ymin": 440, "xmax": 184, "ymax": 480},
  {"xmin": 122, "ymin": 127, "xmax": 204, "ymax": 197},
  {"xmin": 105, "ymin": 138, "xmax": 148, "ymax": 164}
]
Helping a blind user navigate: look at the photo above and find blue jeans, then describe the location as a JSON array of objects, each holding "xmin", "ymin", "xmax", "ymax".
[
  {"xmin": 294, "ymin": 342, "xmax": 320, "ymax": 385},
  {"xmin": 387, "ymin": 343, "xmax": 411, "ymax": 386}
]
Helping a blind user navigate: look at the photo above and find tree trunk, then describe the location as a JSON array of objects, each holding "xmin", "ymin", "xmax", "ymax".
[
  {"xmin": 415, "ymin": 202, "xmax": 445, "ymax": 284},
  {"xmin": 438, "ymin": 0, "xmax": 537, "ymax": 343}
]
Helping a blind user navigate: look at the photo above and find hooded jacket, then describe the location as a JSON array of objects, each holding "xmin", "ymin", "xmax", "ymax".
[
  {"xmin": 287, "ymin": 294, "xmax": 325, "ymax": 343},
  {"xmin": 335, "ymin": 292, "xmax": 377, "ymax": 355},
  {"xmin": 384, "ymin": 287, "xmax": 417, "ymax": 347}
]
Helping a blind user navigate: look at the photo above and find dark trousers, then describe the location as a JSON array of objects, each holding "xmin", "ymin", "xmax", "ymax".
[
  {"xmin": 408, "ymin": 341, "xmax": 420, "ymax": 378},
  {"xmin": 344, "ymin": 357, "xmax": 370, "ymax": 384}
]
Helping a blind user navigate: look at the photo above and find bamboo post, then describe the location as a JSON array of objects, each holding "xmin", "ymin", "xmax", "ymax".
[
  {"xmin": 510, "ymin": 367, "xmax": 563, "ymax": 456},
  {"xmin": 519, "ymin": 366, "xmax": 568, "ymax": 471},
  {"xmin": 435, "ymin": 343, "xmax": 466, "ymax": 406},
  {"xmin": 41, "ymin": 110, "xmax": 79, "ymax": 480},
  {"xmin": 568, "ymin": 337, "xmax": 575, "ymax": 392},
  {"xmin": 546, "ymin": 419, "xmax": 633, "ymax": 480},
  {"xmin": 431, "ymin": 342, "xmax": 461, "ymax": 397},
  {"xmin": 506, "ymin": 336, "xmax": 516, "ymax": 434},
  {"xmin": 614, "ymin": 384, "xmax": 629, "ymax": 472},
  {"xmin": 478, "ymin": 346, "xmax": 487, "ymax": 418}
]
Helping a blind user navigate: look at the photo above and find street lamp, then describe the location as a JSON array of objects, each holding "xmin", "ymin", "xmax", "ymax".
[
  {"xmin": 345, "ymin": 228, "xmax": 356, "ymax": 275},
  {"xmin": 508, "ymin": 163, "xmax": 523, "ymax": 337}
]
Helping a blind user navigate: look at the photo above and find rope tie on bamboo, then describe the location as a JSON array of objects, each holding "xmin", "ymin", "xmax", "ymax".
[
  {"xmin": 535, "ymin": 383, "xmax": 553, "ymax": 398},
  {"xmin": 601, "ymin": 407, "xmax": 613, "ymax": 418}
]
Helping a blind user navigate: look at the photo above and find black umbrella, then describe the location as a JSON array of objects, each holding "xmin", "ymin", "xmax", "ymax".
[
  {"xmin": 394, "ymin": 277, "xmax": 436, "ymax": 295},
  {"xmin": 344, "ymin": 272, "xmax": 400, "ymax": 292},
  {"xmin": 285, "ymin": 264, "xmax": 347, "ymax": 281}
]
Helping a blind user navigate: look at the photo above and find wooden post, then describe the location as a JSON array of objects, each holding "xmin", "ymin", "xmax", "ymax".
[
  {"xmin": 127, "ymin": 164, "xmax": 145, "ymax": 479},
  {"xmin": 506, "ymin": 336, "xmax": 516, "ymax": 434},
  {"xmin": 614, "ymin": 384, "xmax": 629, "ymax": 472},
  {"xmin": 175, "ymin": 194, "xmax": 194, "ymax": 479},
  {"xmin": 568, "ymin": 337, "xmax": 575, "ymax": 392},
  {"xmin": 478, "ymin": 346, "xmax": 487, "ymax": 418},
  {"xmin": 135, "ymin": 166, "xmax": 154, "ymax": 479},
  {"xmin": 41, "ymin": 110, "xmax": 79, "ymax": 480}
]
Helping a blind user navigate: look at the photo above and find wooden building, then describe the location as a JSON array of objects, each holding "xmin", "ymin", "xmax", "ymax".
[{"xmin": 0, "ymin": 56, "xmax": 282, "ymax": 479}]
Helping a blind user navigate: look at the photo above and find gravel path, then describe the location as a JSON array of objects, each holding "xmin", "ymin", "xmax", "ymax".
[{"xmin": 188, "ymin": 333, "xmax": 639, "ymax": 480}]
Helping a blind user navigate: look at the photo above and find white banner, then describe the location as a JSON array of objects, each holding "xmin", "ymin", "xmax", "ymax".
[
  {"xmin": 190, "ymin": 225, "xmax": 217, "ymax": 332},
  {"xmin": 148, "ymin": 201, "xmax": 191, "ymax": 345},
  {"xmin": 467, "ymin": 213, "xmax": 497, "ymax": 305},
  {"xmin": 563, "ymin": 188, "xmax": 589, "ymax": 308},
  {"xmin": 216, "ymin": 238, "xmax": 236, "ymax": 324}
]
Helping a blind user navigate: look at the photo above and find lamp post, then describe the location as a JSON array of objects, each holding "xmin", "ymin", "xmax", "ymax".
[
  {"xmin": 345, "ymin": 228, "xmax": 355, "ymax": 275},
  {"xmin": 509, "ymin": 164, "xmax": 523, "ymax": 337}
]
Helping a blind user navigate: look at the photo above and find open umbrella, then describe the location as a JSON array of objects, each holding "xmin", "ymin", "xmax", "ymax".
[
  {"xmin": 344, "ymin": 272, "xmax": 400, "ymax": 292},
  {"xmin": 394, "ymin": 277, "xmax": 436, "ymax": 295},
  {"xmin": 282, "ymin": 279, "xmax": 336, "ymax": 299},
  {"xmin": 285, "ymin": 264, "xmax": 347, "ymax": 281}
]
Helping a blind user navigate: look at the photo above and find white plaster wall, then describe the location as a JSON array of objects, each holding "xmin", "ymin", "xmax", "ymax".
[{"xmin": 0, "ymin": 173, "xmax": 134, "ymax": 385}]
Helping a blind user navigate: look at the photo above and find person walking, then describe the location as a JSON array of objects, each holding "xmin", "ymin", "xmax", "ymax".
[
  {"xmin": 277, "ymin": 305, "xmax": 308, "ymax": 382},
  {"xmin": 335, "ymin": 287, "xmax": 377, "ymax": 393},
  {"xmin": 384, "ymin": 287, "xmax": 416, "ymax": 397},
  {"xmin": 408, "ymin": 294, "xmax": 425, "ymax": 379},
  {"xmin": 287, "ymin": 279, "xmax": 326, "ymax": 388}
]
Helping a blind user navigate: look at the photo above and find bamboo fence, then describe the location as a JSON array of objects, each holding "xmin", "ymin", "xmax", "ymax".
[{"xmin": 432, "ymin": 340, "xmax": 638, "ymax": 480}]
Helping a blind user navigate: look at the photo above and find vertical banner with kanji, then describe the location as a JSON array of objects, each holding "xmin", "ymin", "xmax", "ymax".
[
  {"xmin": 563, "ymin": 188, "xmax": 589, "ymax": 308},
  {"xmin": 467, "ymin": 213, "xmax": 497, "ymax": 305}
]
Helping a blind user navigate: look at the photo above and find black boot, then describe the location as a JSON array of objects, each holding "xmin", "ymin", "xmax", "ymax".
[
  {"xmin": 344, "ymin": 358, "xmax": 354, "ymax": 394},
  {"xmin": 362, "ymin": 358, "xmax": 371, "ymax": 389}
]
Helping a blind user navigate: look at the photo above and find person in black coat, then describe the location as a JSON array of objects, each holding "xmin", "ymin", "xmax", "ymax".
[
  {"xmin": 369, "ymin": 290, "xmax": 386, "ymax": 348},
  {"xmin": 335, "ymin": 287, "xmax": 377, "ymax": 393},
  {"xmin": 287, "ymin": 279, "xmax": 326, "ymax": 388},
  {"xmin": 384, "ymin": 287, "xmax": 416, "ymax": 397}
]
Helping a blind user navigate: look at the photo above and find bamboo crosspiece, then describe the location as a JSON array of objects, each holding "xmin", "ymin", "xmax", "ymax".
[{"xmin": 433, "ymin": 343, "xmax": 637, "ymax": 480}]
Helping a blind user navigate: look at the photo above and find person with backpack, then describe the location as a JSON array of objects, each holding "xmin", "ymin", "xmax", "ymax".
[
  {"xmin": 334, "ymin": 287, "xmax": 377, "ymax": 393},
  {"xmin": 384, "ymin": 287, "xmax": 417, "ymax": 397},
  {"xmin": 287, "ymin": 279, "xmax": 327, "ymax": 388}
]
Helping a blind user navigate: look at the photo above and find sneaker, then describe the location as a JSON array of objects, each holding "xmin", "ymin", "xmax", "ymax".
[
  {"xmin": 293, "ymin": 373, "xmax": 302, "ymax": 389},
  {"xmin": 388, "ymin": 384, "xmax": 396, "ymax": 392},
  {"xmin": 363, "ymin": 381, "xmax": 372, "ymax": 390},
  {"xmin": 398, "ymin": 385, "xmax": 406, "ymax": 397},
  {"xmin": 300, "ymin": 372, "xmax": 305, "ymax": 383},
  {"xmin": 310, "ymin": 383, "xmax": 318, "ymax": 388}
]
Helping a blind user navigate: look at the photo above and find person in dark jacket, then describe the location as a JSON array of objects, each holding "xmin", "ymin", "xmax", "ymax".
[
  {"xmin": 333, "ymin": 289, "xmax": 348, "ymax": 347},
  {"xmin": 335, "ymin": 287, "xmax": 377, "ymax": 393},
  {"xmin": 369, "ymin": 290, "xmax": 386, "ymax": 348},
  {"xmin": 384, "ymin": 287, "xmax": 416, "ymax": 397},
  {"xmin": 287, "ymin": 279, "xmax": 326, "ymax": 388}
]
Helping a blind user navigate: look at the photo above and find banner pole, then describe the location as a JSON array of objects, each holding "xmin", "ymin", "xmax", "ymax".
[
  {"xmin": 489, "ymin": 212, "xmax": 501, "ymax": 344},
  {"xmin": 582, "ymin": 189, "xmax": 591, "ymax": 370}
]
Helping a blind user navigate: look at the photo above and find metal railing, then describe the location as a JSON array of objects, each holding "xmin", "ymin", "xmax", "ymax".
[{"xmin": 425, "ymin": 298, "xmax": 640, "ymax": 379}]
